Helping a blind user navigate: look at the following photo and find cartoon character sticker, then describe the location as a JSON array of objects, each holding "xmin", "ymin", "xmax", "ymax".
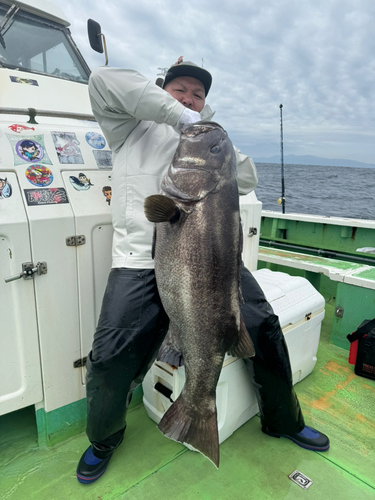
[
  {"xmin": 51, "ymin": 132, "xmax": 84, "ymax": 164},
  {"xmin": 93, "ymin": 150, "xmax": 112, "ymax": 169},
  {"xmin": 16, "ymin": 139, "xmax": 44, "ymax": 162},
  {"xmin": 85, "ymin": 132, "xmax": 106, "ymax": 149},
  {"xmin": 6, "ymin": 134, "xmax": 52, "ymax": 166},
  {"xmin": 25, "ymin": 165, "xmax": 53, "ymax": 187},
  {"xmin": 102, "ymin": 186, "xmax": 111, "ymax": 205},
  {"xmin": 8, "ymin": 124, "xmax": 35, "ymax": 133},
  {"xmin": 69, "ymin": 173, "xmax": 94, "ymax": 191},
  {"xmin": 0, "ymin": 177, "xmax": 12, "ymax": 199}
]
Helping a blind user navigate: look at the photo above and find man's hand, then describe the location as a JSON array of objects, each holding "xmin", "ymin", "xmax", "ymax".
[{"xmin": 174, "ymin": 108, "xmax": 201, "ymax": 131}]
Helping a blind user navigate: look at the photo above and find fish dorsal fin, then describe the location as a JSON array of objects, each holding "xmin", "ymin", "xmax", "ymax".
[
  {"xmin": 229, "ymin": 314, "xmax": 255, "ymax": 358},
  {"xmin": 144, "ymin": 195, "xmax": 180, "ymax": 223}
]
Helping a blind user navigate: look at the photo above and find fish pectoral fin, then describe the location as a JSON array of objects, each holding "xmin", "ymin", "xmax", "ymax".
[
  {"xmin": 158, "ymin": 394, "xmax": 220, "ymax": 468},
  {"xmin": 144, "ymin": 194, "xmax": 180, "ymax": 223},
  {"xmin": 228, "ymin": 314, "xmax": 255, "ymax": 358}
]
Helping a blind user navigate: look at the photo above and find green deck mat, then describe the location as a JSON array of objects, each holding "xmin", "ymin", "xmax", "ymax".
[{"xmin": 1, "ymin": 303, "xmax": 374, "ymax": 500}]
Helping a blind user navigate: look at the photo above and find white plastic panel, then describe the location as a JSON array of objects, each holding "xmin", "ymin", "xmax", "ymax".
[
  {"xmin": 62, "ymin": 170, "xmax": 113, "ymax": 383},
  {"xmin": 240, "ymin": 191, "xmax": 262, "ymax": 272},
  {"xmin": 0, "ymin": 172, "xmax": 43, "ymax": 414}
]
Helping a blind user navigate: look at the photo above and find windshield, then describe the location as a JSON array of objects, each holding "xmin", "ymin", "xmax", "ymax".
[{"xmin": 0, "ymin": 3, "xmax": 89, "ymax": 83}]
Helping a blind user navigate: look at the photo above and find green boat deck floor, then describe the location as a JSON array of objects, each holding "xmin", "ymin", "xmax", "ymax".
[{"xmin": 1, "ymin": 303, "xmax": 374, "ymax": 499}]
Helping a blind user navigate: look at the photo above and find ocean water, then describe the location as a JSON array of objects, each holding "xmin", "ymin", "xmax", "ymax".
[{"xmin": 254, "ymin": 163, "xmax": 375, "ymax": 221}]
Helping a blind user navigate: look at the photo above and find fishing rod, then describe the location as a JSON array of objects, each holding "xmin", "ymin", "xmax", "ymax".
[{"xmin": 279, "ymin": 103, "xmax": 285, "ymax": 214}]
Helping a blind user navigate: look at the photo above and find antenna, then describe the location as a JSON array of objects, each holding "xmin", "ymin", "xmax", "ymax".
[{"xmin": 279, "ymin": 104, "xmax": 285, "ymax": 214}]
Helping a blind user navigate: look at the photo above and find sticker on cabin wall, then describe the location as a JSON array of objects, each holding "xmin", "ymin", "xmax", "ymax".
[
  {"xmin": 10, "ymin": 76, "xmax": 39, "ymax": 86},
  {"xmin": 8, "ymin": 124, "xmax": 35, "ymax": 133},
  {"xmin": 93, "ymin": 150, "xmax": 112, "ymax": 169},
  {"xmin": 102, "ymin": 185, "xmax": 112, "ymax": 205},
  {"xmin": 0, "ymin": 178, "xmax": 12, "ymax": 199},
  {"xmin": 6, "ymin": 134, "xmax": 52, "ymax": 166},
  {"xmin": 24, "ymin": 188, "xmax": 69, "ymax": 206},
  {"xmin": 25, "ymin": 165, "xmax": 53, "ymax": 187},
  {"xmin": 69, "ymin": 173, "xmax": 94, "ymax": 191},
  {"xmin": 51, "ymin": 132, "xmax": 84, "ymax": 164},
  {"xmin": 85, "ymin": 132, "xmax": 106, "ymax": 149},
  {"xmin": 16, "ymin": 139, "xmax": 45, "ymax": 162}
]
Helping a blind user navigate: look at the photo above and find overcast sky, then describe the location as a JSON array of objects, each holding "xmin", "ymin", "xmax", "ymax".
[{"xmin": 61, "ymin": 0, "xmax": 375, "ymax": 165}]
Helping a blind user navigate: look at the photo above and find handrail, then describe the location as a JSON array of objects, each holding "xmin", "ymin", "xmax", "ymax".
[
  {"xmin": 0, "ymin": 107, "xmax": 95, "ymax": 122},
  {"xmin": 259, "ymin": 239, "xmax": 375, "ymax": 266}
]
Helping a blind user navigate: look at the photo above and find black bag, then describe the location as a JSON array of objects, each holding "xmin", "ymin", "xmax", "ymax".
[{"xmin": 347, "ymin": 319, "xmax": 375, "ymax": 381}]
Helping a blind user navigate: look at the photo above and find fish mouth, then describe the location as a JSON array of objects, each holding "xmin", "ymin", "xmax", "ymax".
[
  {"xmin": 172, "ymin": 157, "xmax": 207, "ymax": 167},
  {"xmin": 162, "ymin": 165, "xmax": 220, "ymax": 201},
  {"xmin": 170, "ymin": 165, "xmax": 221, "ymax": 182}
]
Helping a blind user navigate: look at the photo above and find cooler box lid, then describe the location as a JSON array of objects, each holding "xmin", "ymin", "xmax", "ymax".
[{"xmin": 252, "ymin": 268, "xmax": 325, "ymax": 329}]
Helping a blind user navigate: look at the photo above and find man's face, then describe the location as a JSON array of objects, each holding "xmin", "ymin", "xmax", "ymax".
[{"xmin": 164, "ymin": 76, "xmax": 205, "ymax": 113}]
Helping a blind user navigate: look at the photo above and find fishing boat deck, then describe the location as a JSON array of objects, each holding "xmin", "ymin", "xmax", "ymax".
[{"xmin": 1, "ymin": 302, "xmax": 375, "ymax": 500}]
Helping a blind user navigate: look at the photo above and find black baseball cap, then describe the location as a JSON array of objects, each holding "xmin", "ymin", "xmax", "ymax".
[{"xmin": 163, "ymin": 60, "xmax": 212, "ymax": 96}]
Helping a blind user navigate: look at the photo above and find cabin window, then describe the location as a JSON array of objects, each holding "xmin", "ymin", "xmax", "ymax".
[{"xmin": 0, "ymin": 2, "xmax": 90, "ymax": 83}]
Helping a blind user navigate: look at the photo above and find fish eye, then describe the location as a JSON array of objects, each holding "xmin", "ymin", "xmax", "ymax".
[{"xmin": 210, "ymin": 145, "xmax": 220, "ymax": 154}]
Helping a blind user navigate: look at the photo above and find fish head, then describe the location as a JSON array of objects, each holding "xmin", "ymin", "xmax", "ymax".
[{"xmin": 162, "ymin": 122, "xmax": 237, "ymax": 201}]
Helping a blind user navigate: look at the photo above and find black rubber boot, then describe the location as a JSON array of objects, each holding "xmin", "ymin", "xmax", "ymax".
[
  {"xmin": 76, "ymin": 446, "xmax": 113, "ymax": 484},
  {"xmin": 262, "ymin": 425, "xmax": 330, "ymax": 451},
  {"xmin": 76, "ymin": 427, "xmax": 125, "ymax": 484}
]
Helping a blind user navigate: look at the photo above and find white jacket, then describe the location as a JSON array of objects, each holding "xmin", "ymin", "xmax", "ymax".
[{"xmin": 88, "ymin": 66, "xmax": 258, "ymax": 269}]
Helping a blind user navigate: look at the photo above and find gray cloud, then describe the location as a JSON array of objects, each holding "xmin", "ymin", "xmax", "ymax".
[{"xmin": 62, "ymin": 0, "xmax": 375, "ymax": 163}]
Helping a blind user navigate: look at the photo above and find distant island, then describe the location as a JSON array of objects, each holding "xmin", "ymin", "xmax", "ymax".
[{"xmin": 252, "ymin": 154, "xmax": 375, "ymax": 169}]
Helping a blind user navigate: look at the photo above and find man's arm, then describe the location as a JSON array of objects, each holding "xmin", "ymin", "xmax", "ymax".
[
  {"xmin": 234, "ymin": 146, "xmax": 259, "ymax": 195},
  {"xmin": 88, "ymin": 66, "xmax": 186, "ymax": 152}
]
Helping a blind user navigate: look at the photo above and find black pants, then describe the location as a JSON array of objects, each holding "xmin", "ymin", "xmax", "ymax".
[{"xmin": 86, "ymin": 265, "xmax": 304, "ymax": 457}]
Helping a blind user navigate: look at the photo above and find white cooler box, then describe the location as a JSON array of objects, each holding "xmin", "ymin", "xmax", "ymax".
[{"xmin": 142, "ymin": 268, "xmax": 325, "ymax": 444}]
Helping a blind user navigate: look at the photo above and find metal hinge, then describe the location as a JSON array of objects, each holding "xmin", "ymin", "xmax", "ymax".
[
  {"xmin": 66, "ymin": 235, "xmax": 86, "ymax": 246},
  {"xmin": 73, "ymin": 357, "xmax": 87, "ymax": 368},
  {"xmin": 248, "ymin": 227, "xmax": 258, "ymax": 237}
]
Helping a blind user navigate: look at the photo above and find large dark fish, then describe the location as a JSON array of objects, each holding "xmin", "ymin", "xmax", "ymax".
[{"xmin": 144, "ymin": 122, "xmax": 255, "ymax": 468}]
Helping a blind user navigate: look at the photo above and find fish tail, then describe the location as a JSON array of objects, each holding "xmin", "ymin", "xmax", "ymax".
[
  {"xmin": 229, "ymin": 314, "xmax": 255, "ymax": 358},
  {"xmin": 158, "ymin": 394, "xmax": 220, "ymax": 468},
  {"xmin": 144, "ymin": 195, "xmax": 180, "ymax": 223}
]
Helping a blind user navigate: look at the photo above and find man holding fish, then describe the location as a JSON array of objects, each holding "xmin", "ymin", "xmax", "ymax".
[{"xmin": 76, "ymin": 58, "xmax": 329, "ymax": 484}]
